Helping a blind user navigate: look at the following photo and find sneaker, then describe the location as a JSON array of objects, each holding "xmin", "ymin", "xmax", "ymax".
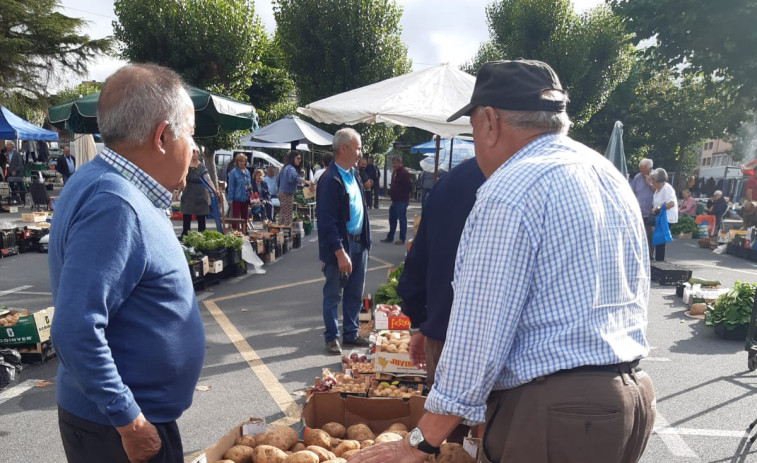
[
  {"xmin": 343, "ymin": 336, "xmax": 370, "ymax": 347},
  {"xmin": 379, "ymin": 238, "xmax": 393, "ymax": 243},
  {"xmin": 394, "ymin": 240, "xmax": 405, "ymax": 245},
  {"xmin": 326, "ymin": 339, "xmax": 342, "ymax": 355}
]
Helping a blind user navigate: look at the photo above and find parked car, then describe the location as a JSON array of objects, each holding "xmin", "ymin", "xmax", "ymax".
[{"xmin": 215, "ymin": 149, "xmax": 283, "ymax": 183}]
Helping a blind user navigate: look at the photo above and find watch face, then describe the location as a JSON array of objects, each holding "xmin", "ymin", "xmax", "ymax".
[{"xmin": 408, "ymin": 428, "xmax": 423, "ymax": 446}]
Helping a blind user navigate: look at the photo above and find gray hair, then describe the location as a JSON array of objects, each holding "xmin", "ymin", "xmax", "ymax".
[
  {"xmin": 97, "ymin": 64, "xmax": 193, "ymax": 146},
  {"xmin": 332, "ymin": 128, "xmax": 361, "ymax": 152},
  {"xmin": 5, "ymin": 140, "xmax": 14, "ymax": 148},
  {"xmin": 639, "ymin": 158, "xmax": 653, "ymax": 169},
  {"xmin": 651, "ymin": 168, "xmax": 668, "ymax": 183}
]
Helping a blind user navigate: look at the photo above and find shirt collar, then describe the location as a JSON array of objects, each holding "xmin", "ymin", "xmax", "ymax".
[
  {"xmin": 99, "ymin": 148, "xmax": 172, "ymax": 209},
  {"xmin": 335, "ymin": 163, "xmax": 354, "ymax": 177}
]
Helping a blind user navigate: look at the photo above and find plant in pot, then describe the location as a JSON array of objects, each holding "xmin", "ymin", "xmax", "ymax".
[
  {"xmin": 704, "ymin": 281, "xmax": 757, "ymax": 340},
  {"xmin": 670, "ymin": 214, "xmax": 698, "ymax": 239}
]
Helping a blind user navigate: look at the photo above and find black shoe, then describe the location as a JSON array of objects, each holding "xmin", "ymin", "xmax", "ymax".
[
  {"xmin": 343, "ymin": 336, "xmax": 370, "ymax": 347},
  {"xmin": 379, "ymin": 238, "xmax": 393, "ymax": 243},
  {"xmin": 326, "ymin": 339, "xmax": 342, "ymax": 355},
  {"xmin": 394, "ymin": 240, "xmax": 405, "ymax": 245}
]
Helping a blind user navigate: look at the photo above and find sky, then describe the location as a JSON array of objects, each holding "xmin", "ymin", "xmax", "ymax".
[{"xmin": 55, "ymin": 0, "xmax": 604, "ymax": 92}]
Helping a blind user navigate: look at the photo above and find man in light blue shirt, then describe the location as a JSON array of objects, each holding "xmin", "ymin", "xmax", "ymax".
[{"xmin": 354, "ymin": 60, "xmax": 654, "ymax": 463}]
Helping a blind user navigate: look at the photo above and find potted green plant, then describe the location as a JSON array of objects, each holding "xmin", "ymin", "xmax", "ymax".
[
  {"xmin": 704, "ymin": 281, "xmax": 757, "ymax": 340},
  {"xmin": 670, "ymin": 215, "xmax": 698, "ymax": 239}
]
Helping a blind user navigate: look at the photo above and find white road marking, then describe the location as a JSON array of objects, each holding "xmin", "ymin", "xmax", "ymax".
[
  {"xmin": 655, "ymin": 427, "xmax": 748, "ymax": 438},
  {"xmin": 654, "ymin": 412, "xmax": 698, "ymax": 458},
  {"xmin": 671, "ymin": 259, "xmax": 757, "ymax": 277},
  {"xmin": 0, "ymin": 379, "xmax": 42, "ymax": 406},
  {"xmin": 13, "ymin": 291, "xmax": 52, "ymax": 296},
  {"xmin": 196, "ymin": 292, "xmax": 212, "ymax": 302},
  {"xmin": 642, "ymin": 357, "xmax": 671, "ymax": 362},
  {"xmin": 0, "ymin": 285, "xmax": 33, "ymax": 297}
]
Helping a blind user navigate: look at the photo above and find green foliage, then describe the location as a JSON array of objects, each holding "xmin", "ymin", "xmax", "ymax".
[
  {"xmin": 49, "ymin": 81, "xmax": 102, "ymax": 106},
  {"xmin": 670, "ymin": 215, "xmax": 698, "ymax": 236},
  {"xmin": 466, "ymin": 0, "xmax": 634, "ymax": 126},
  {"xmin": 705, "ymin": 281, "xmax": 757, "ymax": 329},
  {"xmin": 0, "ymin": 0, "xmax": 111, "ymax": 109},
  {"xmin": 182, "ymin": 230, "xmax": 242, "ymax": 251},
  {"xmin": 375, "ymin": 262, "xmax": 404, "ymax": 305},
  {"xmin": 610, "ymin": 0, "xmax": 757, "ymax": 131}
]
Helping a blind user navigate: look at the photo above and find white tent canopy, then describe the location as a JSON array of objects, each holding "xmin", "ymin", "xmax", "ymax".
[{"xmin": 298, "ymin": 63, "xmax": 475, "ymax": 138}]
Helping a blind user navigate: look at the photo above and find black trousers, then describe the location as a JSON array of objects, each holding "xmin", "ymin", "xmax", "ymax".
[
  {"xmin": 181, "ymin": 213, "xmax": 206, "ymax": 237},
  {"xmin": 370, "ymin": 185, "xmax": 380, "ymax": 208},
  {"xmin": 58, "ymin": 406, "xmax": 184, "ymax": 463}
]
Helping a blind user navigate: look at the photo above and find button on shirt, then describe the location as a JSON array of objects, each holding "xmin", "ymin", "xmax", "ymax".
[
  {"xmin": 425, "ymin": 134, "xmax": 650, "ymax": 425},
  {"xmin": 336, "ymin": 164, "xmax": 364, "ymax": 235}
]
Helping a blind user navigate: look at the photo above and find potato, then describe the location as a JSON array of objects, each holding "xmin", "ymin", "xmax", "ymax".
[
  {"xmin": 304, "ymin": 429, "xmax": 332, "ymax": 448},
  {"xmin": 434, "ymin": 443, "xmax": 475, "ymax": 463},
  {"xmin": 235, "ymin": 435, "xmax": 257, "ymax": 448},
  {"xmin": 283, "ymin": 450, "xmax": 319, "ymax": 463},
  {"xmin": 252, "ymin": 444, "xmax": 288, "ymax": 463},
  {"xmin": 254, "ymin": 433, "xmax": 270, "ymax": 447},
  {"xmin": 346, "ymin": 424, "xmax": 374, "ymax": 441},
  {"xmin": 215, "ymin": 460, "xmax": 236, "ymax": 463},
  {"xmin": 340, "ymin": 449, "xmax": 360, "ymax": 459},
  {"xmin": 290, "ymin": 443, "xmax": 306, "ymax": 453},
  {"xmin": 359, "ymin": 440, "xmax": 373, "ymax": 449},
  {"xmin": 322, "ymin": 460, "xmax": 347, "ymax": 463},
  {"xmin": 263, "ymin": 427, "xmax": 299, "ymax": 451},
  {"xmin": 386, "ymin": 423, "xmax": 408, "ymax": 433},
  {"xmin": 322, "ymin": 422, "xmax": 346, "ymax": 439},
  {"xmin": 374, "ymin": 432, "xmax": 403, "ymax": 444},
  {"xmin": 332, "ymin": 440, "xmax": 360, "ymax": 457},
  {"xmin": 223, "ymin": 444, "xmax": 255, "ymax": 463},
  {"xmin": 306, "ymin": 446, "xmax": 336, "ymax": 462}
]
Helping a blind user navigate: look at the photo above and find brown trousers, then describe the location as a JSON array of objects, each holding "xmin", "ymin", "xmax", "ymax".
[
  {"xmin": 479, "ymin": 366, "xmax": 655, "ymax": 463},
  {"xmin": 425, "ymin": 337, "xmax": 472, "ymax": 443}
]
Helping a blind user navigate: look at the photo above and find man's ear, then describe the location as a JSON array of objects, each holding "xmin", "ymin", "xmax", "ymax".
[
  {"xmin": 153, "ymin": 121, "xmax": 170, "ymax": 155},
  {"xmin": 482, "ymin": 107, "xmax": 501, "ymax": 148}
]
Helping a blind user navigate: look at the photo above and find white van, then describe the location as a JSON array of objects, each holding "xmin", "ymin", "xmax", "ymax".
[{"xmin": 215, "ymin": 149, "xmax": 283, "ymax": 183}]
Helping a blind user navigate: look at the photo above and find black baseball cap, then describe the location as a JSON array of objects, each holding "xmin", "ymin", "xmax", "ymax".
[{"xmin": 447, "ymin": 59, "xmax": 567, "ymax": 122}]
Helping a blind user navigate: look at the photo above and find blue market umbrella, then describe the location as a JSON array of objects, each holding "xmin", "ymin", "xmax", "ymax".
[{"xmin": 605, "ymin": 121, "xmax": 628, "ymax": 179}]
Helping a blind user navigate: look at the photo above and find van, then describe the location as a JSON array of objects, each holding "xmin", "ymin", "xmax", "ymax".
[{"xmin": 215, "ymin": 149, "xmax": 283, "ymax": 183}]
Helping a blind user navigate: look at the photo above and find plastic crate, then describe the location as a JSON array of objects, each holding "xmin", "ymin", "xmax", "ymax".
[
  {"xmin": 1, "ymin": 230, "xmax": 17, "ymax": 249},
  {"xmin": 651, "ymin": 261, "xmax": 692, "ymax": 285},
  {"xmin": 202, "ymin": 247, "xmax": 229, "ymax": 267}
]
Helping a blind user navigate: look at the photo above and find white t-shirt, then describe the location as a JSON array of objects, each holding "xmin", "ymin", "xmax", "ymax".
[{"xmin": 653, "ymin": 183, "xmax": 678, "ymax": 223}]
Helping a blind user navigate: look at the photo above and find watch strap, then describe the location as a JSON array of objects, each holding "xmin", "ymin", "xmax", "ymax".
[{"xmin": 418, "ymin": 439, "xmax": 440, "ymax": 456}]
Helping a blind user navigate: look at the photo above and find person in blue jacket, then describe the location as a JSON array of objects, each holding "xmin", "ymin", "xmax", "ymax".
[
  {"xmin": 317, "ymin": 128, "xmax": 372, "ymax": 355},
  {"xmin": 48, "ymin": 63, "xmax": 205, "ymax": 463},
  {"xmin": 227, "ymin": 153, "xmax": 252, "ymax": 231}
]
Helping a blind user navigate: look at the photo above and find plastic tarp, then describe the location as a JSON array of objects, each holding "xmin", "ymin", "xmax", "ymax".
[
  {"xmin": 298, "ymin": 63, "xmax": 475, "ymax": 138},
  {"xmin": 604, "ymin": 121, "xmax": 628, "ymax": 179},
  {"xmin": 418, "ymin": 142, "xmax": 476, "ymax": 173},
  {"xmin": 0, "ymin": 106, "xmax": 58, "ymax": 141},
  {"xmin": 245, "ymin": 115, "xmax": 333, "ymax": 147}
]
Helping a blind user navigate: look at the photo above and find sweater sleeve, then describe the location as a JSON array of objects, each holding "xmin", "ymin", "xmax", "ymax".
[
  {"xmin": 50, "ymin": 195, "xmax": 147, "ymax": 427},
  {"xmin": 398, "ymin": 207, "xmax": 429, "ymax": 327}
]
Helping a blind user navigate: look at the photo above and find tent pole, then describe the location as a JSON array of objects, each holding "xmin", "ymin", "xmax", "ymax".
[
  {"xmin": 448, "ymin": 138, "xmax": 455, "ymax": 172},
  {"xmin": 433, "ymin": 135, "xmax": 441, "ymax": 181}
]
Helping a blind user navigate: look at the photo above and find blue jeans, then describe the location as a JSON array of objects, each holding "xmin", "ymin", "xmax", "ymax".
[
  {"xmin": 322, "ymin": 240, "xmax": 367, "ymax": 343},
  {"xmin": 387, "ymin": 201, "xmax": 409, "ymax": 241}
]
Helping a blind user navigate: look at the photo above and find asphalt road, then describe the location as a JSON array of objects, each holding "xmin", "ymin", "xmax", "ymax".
[{"xmin": 2, "ymin": 201, "xmax": 757, "ymax": 463}]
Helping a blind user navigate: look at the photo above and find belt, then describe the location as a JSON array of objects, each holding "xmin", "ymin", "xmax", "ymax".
[
  {"xmin": 550, "ymin": 360, "xmax": 641, "ymax": 377},
  {"xmin": 347, "ymin": 234, "xmax": 362, "ymax": 242}
]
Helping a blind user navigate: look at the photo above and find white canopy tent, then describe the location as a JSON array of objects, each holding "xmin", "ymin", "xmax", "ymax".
[{"xmin": 298, "ymin": 63, "xmax": 475, "ymax": 139}]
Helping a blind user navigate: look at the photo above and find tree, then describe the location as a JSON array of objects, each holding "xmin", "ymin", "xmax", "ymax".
[
  {"xmin": 274, "ymin": 0, "xmax": 412, "ymax": 154},
  {"xmin": 610, "ymin": 0, "xmax": 757, "ymax": 129},
  {"xmin": 113, "ymin": 0, "xmax": 292, "ymax": 183},
  {"xmin": 0, "ymin": 0, "xmax": 111, "ymax": 109},
  {"xmin": 49, "ymin": 81, "xmax": 102, "ymax": 107},
  {"xmin": 465, "ymin": 0, "xmax": 634, "ymax": 126}
]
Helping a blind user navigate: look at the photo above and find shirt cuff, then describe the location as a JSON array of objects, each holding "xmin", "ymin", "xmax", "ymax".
[
  {"xmin": 425, "ymin": 387, "xmax": 486, "ymax": 426},
  {"xmin": 105, "ymin": 394, "xmax": 142, "ymax": 428}
]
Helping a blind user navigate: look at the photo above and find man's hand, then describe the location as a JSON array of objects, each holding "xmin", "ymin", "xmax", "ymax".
[
  {"xmin": 409, "ymin": 332, "xmax": 426, "ymax": 369},
  {"xmin": 336, "ymin": 249, "xmax": 353, "ymax": 274},
  {"xmin": 116, "ymin": 413, "xmax": 161, "ymax": 463},
  {"xmin": 347, "ymin": 438, "xmax": 428, "ymax": 463}
]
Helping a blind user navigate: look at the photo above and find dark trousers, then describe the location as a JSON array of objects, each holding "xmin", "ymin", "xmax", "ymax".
[
  {"xmin": 480, "ymin": 365, "xmax": 655, "ymax": 463},
  {"xmin": 58, "ymin": 406, "xmax": 184, "ymax": 463},
  {"xmin": 371, "ymin": 185, "xmax": 380, "ymax": 208},
  {"xmin": 181, "ymin": 214, "xmax": 207, "ymax": 237},
  {"xmin": 387, "ymin": 200, "xmax": 409, "ymax": 241},
  {"xmin": 425, "ymin": 337, "xmax": 471, "ymax": 444},
  {"xmin": 322, "ymin": 239, "xmax": 367, "ymax": 343}
]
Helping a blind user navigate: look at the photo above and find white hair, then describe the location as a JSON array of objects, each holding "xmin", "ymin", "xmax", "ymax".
[
  {"xmin": 332, "ymin": 128, "xmax": 361, "ymax": 152},
  {"xmin": 639, "ymin": 158, "xmax": 653, "ymax": 169},
  {"xmin": 651, "ymin": 168, "xmax": 668, "ymax": 183},
  {"xmin": 499, "ymin": 110, "xmax": 572, "ymax": 134},
  {"xmin": 5, "ymin": 140, "xmax": 14, "ymax": 148},
  {"xmin": 98, "ymin": 64, "xmax": 193, "ymax": 146}
]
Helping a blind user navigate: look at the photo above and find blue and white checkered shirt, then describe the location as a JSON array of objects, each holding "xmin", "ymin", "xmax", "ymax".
[
  {"xmin": 425, "ymin": 133, "xmax": 650, "ymax": 425},
  {"xmin": 99, "ymin": 148, "xmax": 172, "ymax": 210}
]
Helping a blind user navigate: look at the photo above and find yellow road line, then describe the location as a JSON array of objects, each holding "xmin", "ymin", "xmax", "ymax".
[
  {"xmin": 369, "ymin": 254, "xmax": 398, "ymax": 268},
  {"xmin": 202, "ymin": 300, "xmax": 301, "ymax": 419}
]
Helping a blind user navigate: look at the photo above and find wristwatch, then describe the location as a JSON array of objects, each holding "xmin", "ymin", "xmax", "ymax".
[
  {"xmin": 407, "ymin": 427, "xmax": 440, "ymax": 456},
  {"xmin": 409, "ymin": 327, "xmax": 422, "ymax": 335}
]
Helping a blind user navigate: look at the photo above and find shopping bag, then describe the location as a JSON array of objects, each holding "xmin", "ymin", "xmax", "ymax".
[{"xmin": 652, "ymin": 210, "xmax": 674, "ymax": 246}]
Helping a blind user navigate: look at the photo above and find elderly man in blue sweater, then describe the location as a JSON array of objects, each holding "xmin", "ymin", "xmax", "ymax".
[{"xmin": 48, "ymin": 64, "xmax": 205, "ymax": 463}]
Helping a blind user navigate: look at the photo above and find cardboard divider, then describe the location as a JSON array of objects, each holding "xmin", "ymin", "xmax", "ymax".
[{"xmin": 301, "ymin": 393, "xmax": 426, "ymax": 434}]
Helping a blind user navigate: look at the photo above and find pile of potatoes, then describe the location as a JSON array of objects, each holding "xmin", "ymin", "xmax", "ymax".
[
  {"xmin": 216, "ymin": 422, "xmax": 413, "ymax": 463},
  {"xmin": 331, "ymin": 373, "xmax": 368, "ymax": 395},
  {"xmin": 371, "ymin": 382, "xmax": 422, "ymax": 398},
  {"xmin": 345, "ymin": 361, "xmax": 373, "ymax": 374},
  {"xmin": 375, "ymin": 331, "xmax": 411, "ymax": 354},
  {"xmin": 0, "ymin": 310, "xmax": 21, "ymax": 327}
]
